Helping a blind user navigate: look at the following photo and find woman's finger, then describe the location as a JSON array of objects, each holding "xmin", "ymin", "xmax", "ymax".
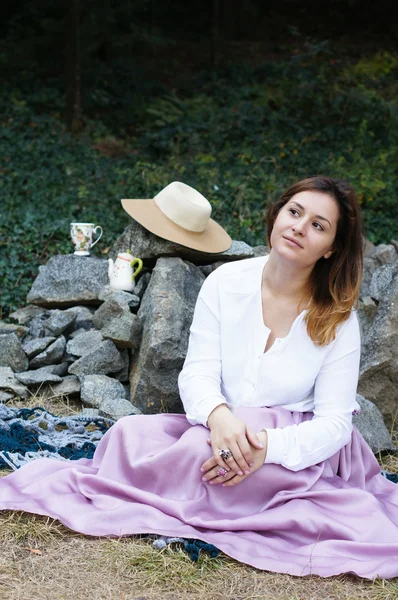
[
  {"xmin": 202, "ymin": 464, "xmax": 236, "ymax": 485},
  {"xmin": 200, "ymin": 455, "xmax": 219, "ymax": 473},
  {"xmin": 213, "ymin": 450, "xmax": 235, "ymax": 474},
  {"xmin": 236, "ymin": 434, "xmax": 255, "ymax": 468},
  {"xmin": 210, "ymin": 439, "xmax": 242, "ymax": 474},
  {"xmin": 226, "ymin": 440, "xmax": 251, "ymax": 475},
  {"xmin": 218, "ymin": 448, "xmax": 244, "ymax": 476},
  {"xmin": 246, "ymin": 425, "xmax": 265, "ymax": 450},
  {"xmin": 222, "ymin": 472, "xmax": 245, "ymax": 487}
]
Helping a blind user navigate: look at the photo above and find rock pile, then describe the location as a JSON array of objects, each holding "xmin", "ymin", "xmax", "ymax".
[
  {"xmin": 357, "ymin": 242, "xmax": 398, "ymax": 430},
  {"xmin": 0, "ymin": 220, "xmax": 397, "ymax": 453}
]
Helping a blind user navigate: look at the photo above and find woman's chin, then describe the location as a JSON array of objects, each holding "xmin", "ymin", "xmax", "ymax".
[{"xmin": 272, "ymin": 245, "xmax": 305, "ymax": 263}]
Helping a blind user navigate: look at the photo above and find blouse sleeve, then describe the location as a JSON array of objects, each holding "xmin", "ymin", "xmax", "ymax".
[
  {"xmin": 178, "ymin": 268, "xmax": 233, "ymax": 427},
  {"xmin": 263, "ymin": 311, "xmax": 361, "ymax": 471}
]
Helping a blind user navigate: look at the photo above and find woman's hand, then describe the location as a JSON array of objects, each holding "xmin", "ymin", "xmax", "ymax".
[
  {"xmin": 203, "ymin": 405, "xmax": 265, "ymax": 477},
  {"xmin": 201, "ymin": 431, "xmax": 268, "ymax": 487}
]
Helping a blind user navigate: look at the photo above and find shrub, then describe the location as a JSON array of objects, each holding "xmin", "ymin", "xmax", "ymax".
[{"xmin": 1, "ymin": 46, "xmax": 398, "ymax": 317}]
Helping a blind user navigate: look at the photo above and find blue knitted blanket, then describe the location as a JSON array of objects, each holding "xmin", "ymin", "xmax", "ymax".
[{"xmin": 0, "ymin": 403, "xmax": 114, "ymax": 470}]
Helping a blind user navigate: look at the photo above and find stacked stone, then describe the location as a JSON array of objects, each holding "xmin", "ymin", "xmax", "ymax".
[
  {"xmin": 0, "ymin": 239, "xmax": 257, "ymax": 421},
  {"xmin": 0, "ymin": 218, "xmax": 397, "ymax": 454}
]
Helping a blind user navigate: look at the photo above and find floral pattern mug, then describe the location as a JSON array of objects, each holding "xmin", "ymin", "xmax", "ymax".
[{"xmin": 70, "ymin": 222, "xmax": 103, "ymax": 256}]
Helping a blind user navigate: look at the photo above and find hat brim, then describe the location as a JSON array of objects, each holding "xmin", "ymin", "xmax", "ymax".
[{"xmin": 121, "ymin": 198, "xmax": 232, "ymax": 254}]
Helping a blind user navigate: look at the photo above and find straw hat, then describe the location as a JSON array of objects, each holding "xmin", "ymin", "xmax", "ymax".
[{"xmin": 121, "ymin": 181, "xmax": 232, "ymax": 253}]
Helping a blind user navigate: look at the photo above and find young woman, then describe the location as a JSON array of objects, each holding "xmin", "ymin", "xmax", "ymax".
[{"xmin": 1, "ymin": 176, "xmax": 398, "ymax": 579}]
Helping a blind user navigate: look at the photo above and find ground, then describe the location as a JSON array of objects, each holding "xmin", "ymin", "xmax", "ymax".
[{"xmin": 1, "ymin": 395, "xmax": 398, "ymax": 600}]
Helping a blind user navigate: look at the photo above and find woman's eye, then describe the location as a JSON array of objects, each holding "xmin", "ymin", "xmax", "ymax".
[
  {"xmin": 313, "ymin": 222, "xmax": 324, "ymax": 231},
  {"xmin": 289, "ymin": 208, "xmax": 299, "ymax": 216}
]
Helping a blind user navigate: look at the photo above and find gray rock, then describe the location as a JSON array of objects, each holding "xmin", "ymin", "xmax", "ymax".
[
  {"xmin": 44, "ymin": 309, "xmax": 76, "ymax": 336},
  {"xmin": 79, "ymin": 407, "xmax": 101, "ymax": 418},
  {"xmin": 353, "ymin": 394, "xmax": 395, "ymax": 453},
  {"xmin": 113, "ymin": 349, "xmax": 130, "ymax": 382},
  {"xmin": 64, "ymin": 306, "xmax": 95, "ymax": 331},
  {"xmin": 369, "ymin": 263, "xmax": 395, "ymax": 303},
  {"xmin": 110, "ymin": 220, "xmax": 253, "ymax": 267},
  {"xmin": 360, "ymin": 247, "xmax": 398, "ymax": 300},
  {"xmin": 15, "ymin": 367, "xmax": 63, "ymax": 386},
  {"xmin": 22, "ymin": 336, "xmax": 56, "ymax": 359},
  {"xmin": 66, "ymin": 330, "xmax": 103, "ymax": 357},
  {"xmin": 207, "ymin": 239, "xmax": 255, "ymax": 260},
  {"xmin": 99, "ymin": 398, "xmax": 142, "ymax": 420},
  {"xmin": 199, "ymin": 261, "xmax": 230, "ymax": 277},
  {"xmin": 123, "ymin": 383, "xmax": 130, "ymax": 400},
  {"xmin": 98, "ymin": 286, "xmax": 140, "ymax": 310},
  {"xmin": 0, "ymin": 322, "xmax": 28, "ymax": 339},
  {"xmin": 68, "ymin": 340, "xmax": 125, "ymax": 376},
  {"xmin": 8, "ymin": 305, "xmax": 46, "ymax": 325},
  {"xmin": 133, "ymin": 273, "xmax": 151, "ymax": 301},
  {"xmin": 93, "ymin": 295, "xmax": 125, "ymax": 329},
  {"xmin": 0, "ymin": 390, "xmax": 14, "ymax": 402},
  {"xmin": 62, "ymin": 351, "xmax": 76, "ymax": 363},
  {"xmin": 0, "ymin": 334, "xmax": 29, "ymax": 372},
  {"xmin": 41, "ymin": 362, "xmax": 70, "ymax": 377},
  {"xmin": 93, "ymin": 295, "xmax": 141, "ymax": 350},
  {"xmin": 129, "ymin": 257, "xmax": 205, "ymax": 414},
  {"xmin": 358, "ymin": 261, "xmax": 398, "ymax": 428},
  {"xmin": 101, "ymin": 314, "xmax": 141, "ymax": 350},
  {"xmin": 361, "ymin": 296, "xmax": 378, "ymax": 319},
  {"xmin": 199, "ymin": 265, "xmax": 214, "ymax": 277},
  {"xmin": 28, "ymin": 316, "xmax": 47, "ymax": 338},
  {"xmin": 80, "ymin": 374, "xmax": 127, "ymax": 408},
  {"xmin": 0, "ymin": 367, "xmax": 28, "ymax": 399},
  {"xmin": 29, "ymin": 336, "xmax": 66, "ymax": 368},
  {"xmin": 360, "ymin": 256, "xmax": 377, "ymax": 299},
  {"xmin": 27, "ymin": 254, "xmax": 109, "ymax": 308},
  {"xmin": 44, "ymin": 375, "xmax": 81, "ymax": 398},
  {"xmin": 363, "ymin": 238, "xmax": 376, "ymax": 257},
  {"xmin": 252, "ymin": 245, "xmax": 269, "ymax": 258},
  {"xmin": 357, "ymin": 297, "xmax": 377, "ymax": 338},
  {"xmin": 68, "ymin": 327, "xmax": 91, "ymax": 339},
  {"xmin": 372, "ymin": 243, "xmax": 398, "ymax": 266}
]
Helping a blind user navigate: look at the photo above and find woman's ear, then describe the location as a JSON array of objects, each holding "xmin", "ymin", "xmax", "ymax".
[{"xmin": 324, "ymin": 248, "xmax": 334, "ymax": 259}]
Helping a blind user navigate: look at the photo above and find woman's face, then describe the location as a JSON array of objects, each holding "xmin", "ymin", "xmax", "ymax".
[{"xmin": 270, "ymin": 190, "xmax": 340, "ymax": 268}]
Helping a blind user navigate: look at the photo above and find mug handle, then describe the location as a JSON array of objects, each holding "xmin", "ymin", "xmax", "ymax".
[
  {"xmin": 131, "ymin": 258, "xmax": 143, "ymax": 280},
  {"xmin": 91, "ymin": 225, "xmax": 103, "ymax": 248}
]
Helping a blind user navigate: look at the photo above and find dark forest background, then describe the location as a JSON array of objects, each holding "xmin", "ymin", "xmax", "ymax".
[{"xmin": 1, "ymin": 0, "xmax": 398, "ymax": 316}]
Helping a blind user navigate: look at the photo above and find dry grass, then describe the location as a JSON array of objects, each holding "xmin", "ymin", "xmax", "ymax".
[
  {"xmin": 380, "ymin": 452, "xmax": 398, "ymax": 474},
  {"xmin": 0, "ymin": 513, "xmax": 393, "ymax": 600},
  {"xmin": 7, "ymin": 389, "xmax": 84, "ymax": 417},
  {"xmin": 1, "ymin": 395, "xmax": 398, "ymax": 600}
]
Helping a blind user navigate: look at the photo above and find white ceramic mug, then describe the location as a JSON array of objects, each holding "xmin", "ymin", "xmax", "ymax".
[{"xmin": 70, "ymin": 222, "xmax": 103, "ymax": 256}]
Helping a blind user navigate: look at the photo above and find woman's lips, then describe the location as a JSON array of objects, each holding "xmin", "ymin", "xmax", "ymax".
[{"xmin": 283, "ymin": 236, "xmax": 303, "ymax": 248}]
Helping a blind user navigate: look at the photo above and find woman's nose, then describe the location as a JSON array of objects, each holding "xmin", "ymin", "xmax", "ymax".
[{"xmin": 292, "ymin": 222, "xmax": 305, "ymax": 235}]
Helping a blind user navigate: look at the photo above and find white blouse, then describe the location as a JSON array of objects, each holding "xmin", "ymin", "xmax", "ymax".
[{"xmin": 177, "ymin": 254, "xmax": 361, "ymax": 472}]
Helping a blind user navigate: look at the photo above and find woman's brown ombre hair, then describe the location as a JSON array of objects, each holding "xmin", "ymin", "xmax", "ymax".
[{"xmin": 266, "ymin": 176, "xmax": 364, "ymax": 346}]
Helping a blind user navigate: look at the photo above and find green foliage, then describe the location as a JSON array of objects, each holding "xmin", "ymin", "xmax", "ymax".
[
  {"xmin": 350, "ymin": 51, "xmax": 398, "ymax": 79},
  {"xmin": 1, "ymin": 44, "xmax": 398, "ymax": 317}
]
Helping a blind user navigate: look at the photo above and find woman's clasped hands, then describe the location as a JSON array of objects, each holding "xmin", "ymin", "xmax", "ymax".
[{"xmin": 200, "ymin": 405, "xmax": 268, "ymax": 487}]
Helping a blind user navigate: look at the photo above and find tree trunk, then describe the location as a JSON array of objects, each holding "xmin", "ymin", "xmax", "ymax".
[
  {"xmin": 210, "ymin": 0, "xmax": 219, "ymax": 67},
  {"xmin": 65, "ymin": 0, "xmax": 82, "ymax": 133}
]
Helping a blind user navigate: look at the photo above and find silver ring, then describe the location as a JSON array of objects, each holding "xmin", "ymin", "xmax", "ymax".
[{"xmin": 218, "ymin": 448, "xmax": 233, "ymax": 461}]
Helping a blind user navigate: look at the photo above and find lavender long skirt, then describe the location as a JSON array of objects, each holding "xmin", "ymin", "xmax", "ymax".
[{"xmin": 1, "ymin": 406, "xmax": 398, "ymax": 579}]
